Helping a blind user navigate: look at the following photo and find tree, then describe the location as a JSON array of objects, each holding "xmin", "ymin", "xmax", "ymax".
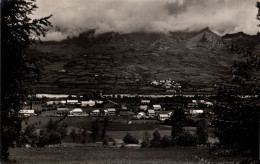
[
  {"xmin": 150, "ymin": 130, "xmax": 161, "ymax": 148},
  {"xmin": 1, "ymin": 0, "xmax": 52, "ymax": 160},
  {"xmin": 171, "ymin": 108, "xmax": 186, "ymax": 144},
  {"xmin": 91, "ymin": 120, "xmax": 99, "ymax": 142},
  {"xmin": 141, "ymin": 131, "xmax": 150, "ymax": 148},
  {"xmin": 70, "ymin": 129, "xmax": 77, "ymax": 142},
  {"xmin": 101, "ymin": 117, "xmax": 108, "ymax": 139},
  {"xmin": 257, "ymin": 1, "xmax": 260, "ymax": 25},
  {"xmin": 196, "ymin": 119, "xmax": 208, "ymax": 145},
  {"xmin": 123, "ymin": 132, "xmax": 139, "ymax": 144}
]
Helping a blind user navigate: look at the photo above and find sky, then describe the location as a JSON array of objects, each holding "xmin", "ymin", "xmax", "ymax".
[{"xmin": 33, "ymin": 0, "xmax": 260, "ymax": 41}]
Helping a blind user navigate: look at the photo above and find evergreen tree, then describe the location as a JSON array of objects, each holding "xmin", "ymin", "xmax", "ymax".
[
  {"xmin": 91, "ymin": 120, "xmax": 99, "ymax": 142},
  {"xmin": 1, "ymin": 0, "xmax": 52, "ymax": 160},
  {"xmin": 196, "ymin": 119, "xmax": 208, "ymax": 145},
  {"xmin": 150, "ymin": 130, "xmax": 161, "ymax": 148},
  {"xmin": 171, "ymin": 108, "xmax": 186, "ymax": 144}
]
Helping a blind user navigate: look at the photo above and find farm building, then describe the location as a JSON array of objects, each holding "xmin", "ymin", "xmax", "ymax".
[
  {"xmin": 137, "ymin": 112, "xmax": 145, "ymax": 119},
  {"xmin": 19, "ymin": 110, "xmax": 35, "ymax": 116},
  {"xmin": 204, "ymin": 101, "xmax": 214, "ymax": 107},
  {"xmin": 147, "ymin": 110, "xmax": 155, "ymax": 118},
  {"xmin": 56, "ymin": 108, "xmax": 70, "ymax": 115},
  {"xmin": 91, "ymin": 109, "xmax": 100, "ymax": 116},
  {"xmin": 139, "ymin": 105, "xmax": 148, "ymax": 111},
  {"xmin": 67, "ymin": 100, "xmax": 78, "ymax": 105},
  {"xmin": 70, "ymin": 108, "xmax": 83, "ymax": 115},
  {"xmin": 190, "ymin": 110, "xmax": 204, "ymax": 115},
  {"xmin": 96, "ymin": 100, "xmax": 104, "ymax": 104},
  {"xmin": 81, "ymin": 100, "xmax": 95, "ymax": 107},
  {"xmin": 153, "ymin": 105, "xmax": 162, "ymax": 111},
  {"xmin": 158, "ymin": 114, "xmax": 170, "ymax": 121},
  {"xmin": 187, "ymin": 103, "xmax": 198, "ymax": 108},
  {"xmin": 141, "ymin": 100, "xmax": 150, "ymax": 104},
  {"xmin": 104, "ymin": 109, "xmax": 109, "ymax": 116},
  {"xmin": 107, "ymin": 108, "xmax": 116, "ymax": 115},
  {"xmin": 121, "ymin": 105, "xmax": 128, "ymax": 111}
]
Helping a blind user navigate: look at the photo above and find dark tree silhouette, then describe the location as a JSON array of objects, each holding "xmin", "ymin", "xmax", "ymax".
[
  {"xmin": 91, "ymin": 120, "xmax": 99, "ymax": 142},
  {"xmin": 196, "ymin": 119, "xmax": 208, "ymax": 145},
  {"xmin": 171, "ymin": 108, "xmax": 185, "ymax": 143},
  {"xmin": 1, "ymin": 0, "xmax": 51, "ymax": 160}
]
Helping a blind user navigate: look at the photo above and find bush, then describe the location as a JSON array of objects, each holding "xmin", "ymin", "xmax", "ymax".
[
  {"xmin": 161, "ymin": 135, "xmax": 172, "ymax": 147},
  {"xmin": 47, "ymin": 131, "xmax": 61, "ymax": 145},
  {"xmin": 123, "ymin": 132, "xmax": 139, "ymax": 144},
  {"xmin": 176, "ymin": 131, "xmax": 198, "ymax": 146},
  {"xmin": 150, "ymin": 130, "xmax": 161, "ymax": 148},
  {"xmin": 141, "ymin": 132, "xmax": 150, "ymax": 148}
]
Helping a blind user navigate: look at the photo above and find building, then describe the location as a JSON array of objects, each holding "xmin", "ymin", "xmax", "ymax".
[
  {"xmin": 141, "ymin": 100, "xmax": 150, "ymax": 104},
  {"xmin": 147, "ymin": 110, "xmax": 155, "ymax": 118},
  {"xmin": 140, "ymin": 105, "xmax": 148, "ymax": 111},
  {"xmin": 187, "ymin": 103, "xmax": 198, "ymax": 108},
  {"xmin": 153, "ymin": 105, "xmax": 162, "ymax": 111},
  {"xmin": 56, "ymin": 108, "xmax": 70, "ymax": 115},
  {"xmin": 190, "ymin": 109, "xmax": 203, "ymax": 115},
  {"xmin": 91, "ymin": 109, "xmax": 100, "ymax": 116},
  {"xmin": 121, "ymin": 105, "xmax": 128, "ymax": 111},
  {"xmin": 104, "ymin": 109, "xmax": 109, "ymax": 116},
  {"xmin": 158, "ymin": 114, "xmax": 170, "ymax": 121},
  {"xmin": 204, "ymin": 101, "xmax": 214, "ymax": 107},
  {"xmin": 81, "ymin": 100, "xmax": 95, "ymax": 107},
  {"xmin": 137, "ymin": 112, "xmax": 145, "ymax": 119},
  {"xmin": 70, "ymin": 108, "xmax": 83, "ymax": 115},
  {"xmin": 19, "ymin": 110, "xmax": 35, "ymax": 116},
  {"xmin": 107, "ymin": 108, "xmax": 116, "ymax": 115},
  {"xmin": 67, "ymin": 100, "xmax": 79, "ymax": 105}
]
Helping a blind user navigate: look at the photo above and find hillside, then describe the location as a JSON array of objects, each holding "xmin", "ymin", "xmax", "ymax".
[{"xmin": 27, "ymin": 28, "xmax": 260, "ymax": 94}]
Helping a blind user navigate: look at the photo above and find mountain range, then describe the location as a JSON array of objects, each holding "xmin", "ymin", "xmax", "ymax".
[{"xmin": 27, "ymin": 28, "xmax": 260, "ymax": 93}]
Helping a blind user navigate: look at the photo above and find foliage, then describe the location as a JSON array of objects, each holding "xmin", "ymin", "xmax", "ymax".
[
  {"xmin": 101, "ymin": 117, "xmax": 109, "ymax": 139},
  {"xmin": 91, "ymin": 120, "xmax": 99, "ymax": 142},
  {"xmin": 1, "ymin": 0, "xmax": 52, "ymax": 160},
  {"xmin": 123, "ymin": 132, "xmax": 139, "ymax": 144},
  {"xmin": 176, "ymin": 131, "xmax": 198, "ymax": 147},
  {"xmin": 150, "ymin": 130, "xmax": 161, "ymax": 148},
  {"xmin": 47, "ymin": 131, "xmax": 61, "ymax": 145},
  {"xmin": 141, "ymin": 131, "xmax": 150, "ymax": 148},
  {"xmin": 196, "ymin": 119, "xmax": 208, "ymax": 144},
  {"xmin": 171, "ymin": 108, "xmax": 186, "ymax": 144},
  {"xmin": 160, "ymin": 136, "xmax": 172, "ymax": 147},
  {"xmin": 70, "ymin": 129, "xmax": 77, "ymax": 142}
]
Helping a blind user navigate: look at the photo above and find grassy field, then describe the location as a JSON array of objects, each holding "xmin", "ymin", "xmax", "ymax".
[{"xmin": 9, "ymin": 147, "xmax": 244, "ymax": 164}]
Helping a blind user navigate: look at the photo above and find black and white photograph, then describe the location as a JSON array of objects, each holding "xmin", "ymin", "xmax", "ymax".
[{"xmin": 1, "ymin": 0, "xmax": 260, "ymax": 163}]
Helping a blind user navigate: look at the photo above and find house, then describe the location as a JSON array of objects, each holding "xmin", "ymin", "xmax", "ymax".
[
  {"xmin": 56, "ymin": 108, "xmax": 70, "ymax": 115},
  {"xmin": 107, "ymin": 108, "xmax": 116, "ymax": 115},
  {"xmin": 104, "ymin": 109, "xmax": 109, "ymax": 116},
  {"xmin": 96, "ymin": 100, "xmax": 104, "ymax": 104},
  {"xmin": 81, "ymin": 100, "xmax": 95, "ymax": 107},
  {"xmin": 67, "ymin": 100, "xmax": 78, "ymax": 105},
  {"xmin": 153, "ymin": 105, "xmax": 162, "ymax": 111},
  {"xmin": 190, "ymin": 110, "xmax": 203, "ymax": 115},
  {"xmin": 70, "ymin": 108, "xmax": 83, "ymax": 115},
  {"xmin": 137, "ymin": 112, "xmax": 145, "ymax": 119},
  {"xmin": 121, "ymin": 105, "xmax": 128, "ymax": 111},
  {"xmin": 91, "ymin": 109, "xmax": 100, "ymax": 116},
  {"xmin": 19, "ymin": 110, "xmax": 35, "ymax": 116},
  {"xmin": 139, "ymin": 105, "xmax": 148, "ymax": 111},
  {"xmin": 187, "ymin": 103, "xmax": 198, "ymax": 108},
  {"xmin": 158, "ymin": 114, "xmax": 170, "ymax": 121},
  {"xmin": 46, "ymin": 101, "xmax": 54, "ymax": 105},
  {"xmin": 147, "ymin": 110, "xmax": 155, "ymax": 118},
  {"xmin": 141, "ymin": 100, "xmax": 150, "ymax": 104},
  {"xmin": 204, "ymin": 101, "xmax": 214, "ymax": 107}
]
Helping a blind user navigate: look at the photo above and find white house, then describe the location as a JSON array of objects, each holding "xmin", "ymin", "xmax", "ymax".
[
  {"xmin": 158, "ymin": 114, "xmax": 170, "ymax": 121},
  {"xmin": 137, "ymin": 112, "xmax": 145, "ymax": 119},
  {"xmin": 204, "ymin": 101, "xmax": 214, "ymax": 107},
  {"xmin": 81, "ymin": 100, "xmax": 95, "ymax": 107},
  {"xmin": 19, "ymin": 110, "xmax": 35, "ymax": 116},
  {"xmin": 107, "ymin": 108, "xmax": 116, "ymax": 115},
  {"xmin": 91, "ymin": 109, "xmax": 100, "ymax": 116},
  {"xmin": 190, "ymin": 110, "xmax": 204, "ymax": 115},
  {"xmin": 140, "ymin": 105, "xmax": 148, "ymax": 111},
  {"xmin": 67, "ymin": 100, "xmax": 78, "ymax": 105},
  {"xmin": 147, "ymin": 110, "xmax": 155, "ymax": 118},
  {"xmin": 153, "ymin": 105, "xmax": 162, "ymax": 111},
  {"xmin": 70, "ymin": 108, "xmax": 83, "ymax": 115},
  {"xmin": 141, "ymin": 100, "xmax": 150, "ymax": 104}
]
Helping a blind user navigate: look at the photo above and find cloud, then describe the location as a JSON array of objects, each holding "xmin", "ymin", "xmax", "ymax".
[{"xmin": 33, "ymin": 0, "xmax": 259, "ymax": 41}]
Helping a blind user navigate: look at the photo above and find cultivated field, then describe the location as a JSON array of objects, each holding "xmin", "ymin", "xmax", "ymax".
[{"xmin": 9, "ymin": 147, "xmax": 244, "ymax": 164}]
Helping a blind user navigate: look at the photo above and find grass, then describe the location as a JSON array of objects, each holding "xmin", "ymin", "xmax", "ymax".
[{"xmin": 9, "ymin": 147, "xmax": 244, "ymax": 164}]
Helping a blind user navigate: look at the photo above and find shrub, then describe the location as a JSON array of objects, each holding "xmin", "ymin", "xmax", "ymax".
[
  {"xmin": 47, "ymin": 131, "xmax": 61, "ymax": 145},
  {"xmin": 161, "ymin": 135, "xmax": 172, "ymax": 147},
  {"xmin": 141, "ymin": 132, "xmax": 150, "ymax": 148},
  {"xmin": 123, "ymin": 132, "xmax": 139, "ymax": 144},
  {"xmin": 176, "ymin": 131, "xmax": 198, "ymax": 146},
  {"xmin": 196, "ymin": 119, "xmax": 208, "ymax": 144},
  {"xmin": 150, "ymin": 130, "xmax": 161, "ymax": 148}
]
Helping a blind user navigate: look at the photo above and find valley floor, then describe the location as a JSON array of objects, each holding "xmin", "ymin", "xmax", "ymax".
[{"xmin": 9, "ymin": 147, "xmax": 245, "ymax": 164}]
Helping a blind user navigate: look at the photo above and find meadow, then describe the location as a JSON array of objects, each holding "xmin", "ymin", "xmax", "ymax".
[{"xmin": 9, "ymin": 147, "xmax": 244, "ymax": 164}]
